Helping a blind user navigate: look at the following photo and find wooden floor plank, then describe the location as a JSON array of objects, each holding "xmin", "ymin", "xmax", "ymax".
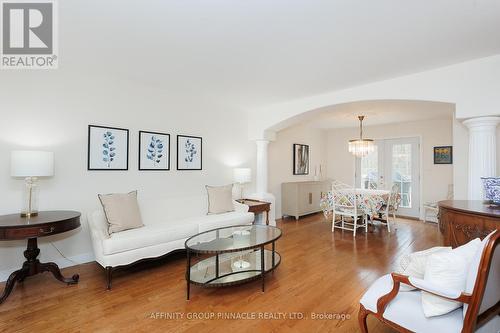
[{"xmin": 0, "ymin": 214, "xmax": 441, "ymax": 332}]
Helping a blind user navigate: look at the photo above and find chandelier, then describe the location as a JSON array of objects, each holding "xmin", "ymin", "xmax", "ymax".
[{"xmin": 348, "ymin": 115, "xmax": 374, "ymax": 158}]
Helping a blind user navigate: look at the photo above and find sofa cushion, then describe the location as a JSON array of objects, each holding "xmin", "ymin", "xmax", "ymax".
[
  {"xmin": 197, "ymin": 211, "xmax": 254, "ymax": 232},
  {"xmin": 206, "ymin": 184, "xmax": 234, "ymax": 214},
  {"xmin": 98, "ymin": 190, "xmax": 144, "ymax": 235},
  {"xmin": 360, "ymin": 274, "xmax": 463, "ymax": 333},
  {"xmin": 102, "ymin": 222, "xmax": 198, "ymax": 255}
]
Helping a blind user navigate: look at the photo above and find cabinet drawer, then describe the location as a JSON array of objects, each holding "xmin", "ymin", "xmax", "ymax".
[{"xmin": 4, "ymin": 223, "xmax": 73, "ymax": 240}]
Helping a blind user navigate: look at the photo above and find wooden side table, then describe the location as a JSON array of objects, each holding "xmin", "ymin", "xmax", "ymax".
[
  {"xmin": 237, "ymin": 199, "xmax": 271, "ymax": 225},
  {"xmin": 0, "ymin": 211, "xmax": 81, "ymax": 304}
]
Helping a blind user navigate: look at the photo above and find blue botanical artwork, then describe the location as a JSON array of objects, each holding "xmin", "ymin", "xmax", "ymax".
[
  {"xmin": 88, "ymin": 125, "xmax": 129, "ymax": 170},
  {"xmin": 147, "ymin": 135, "xmax": 164, "ymax": 166},
  {"xmin": 139, "ymin": 131, "xmax": 170, "ymax": 170},
  {"xmin": 177, "ymin": 135, "xmax": 202, "ymax": 170},
  {"xmin": 102, "ymin": 131, "xmax": 116, "ymax": 168},
  {"xmin": 184, "ymin": 139, "xmax": 197, "ymax": 163}
]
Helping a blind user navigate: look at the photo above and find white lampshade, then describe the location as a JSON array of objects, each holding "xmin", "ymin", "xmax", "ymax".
[
  {"xmin": 233, "ymin": 168, "xmax": 251, "ymax": 184},
  {"xmin": 11, "ymin": 151, "xmax": 54, "ymax": 177}
]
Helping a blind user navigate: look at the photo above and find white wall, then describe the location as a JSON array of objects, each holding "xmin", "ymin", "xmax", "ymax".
[
  {"xmin": 249, "ymin": 54, "xmax": 500, "ymax": 139},
  {"xmin": 268, "ymin": 124, "xmax": 328, "ymax": 218},
  {"xmin": 0, "ymin": 71, "xmax": 255, "ymax": 281},
  {"xmin": 326, "ymin": 118, "xmax": 454, "ymax": 217}
]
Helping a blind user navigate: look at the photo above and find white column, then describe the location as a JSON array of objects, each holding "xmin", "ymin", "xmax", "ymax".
[
  {"xmin": 255, "ymin": 140, "xmax": 269, "ymax": 194},
  {"xmin": 463, "ymin": 116, "xmax": 500, "ymax": 200},
  {"xmin": 249, "ymin": 139, "xmax": 276, "ymax": 226}
]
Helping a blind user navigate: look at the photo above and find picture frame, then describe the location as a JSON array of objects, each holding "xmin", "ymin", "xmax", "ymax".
[
  {"xmin": 88, "ymin": 125, "xmax": 129, "ymax": 170},
  {"xmin": 434, "ymin": 146, "xmax": 453, "ymax": 164},
  {"xmin": 293, "ymin": 143, "xmax": 309, "ymax": 175},
  {"xmin": 138, "ymin": 131, "xmax": 170, "ymax": 171},
  {"xmin": 177, "ymin": 135, "xmax": 202, "ymax": 170}
]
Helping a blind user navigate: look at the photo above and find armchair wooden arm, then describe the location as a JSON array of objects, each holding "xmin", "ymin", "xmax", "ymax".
[{"xmin": 376, "ymin": 273, "xmax": 472, "ymax": 315}]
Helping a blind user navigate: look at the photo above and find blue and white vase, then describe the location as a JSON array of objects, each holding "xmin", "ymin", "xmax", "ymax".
[{"xmin": 481, "ymin": 177, "xmax": 500, "ymax": 205}]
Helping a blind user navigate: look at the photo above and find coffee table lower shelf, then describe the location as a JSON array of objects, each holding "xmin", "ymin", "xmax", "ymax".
[{"xmin": 186, "ymin": 249, "xmax": 281, "ymax": 299}]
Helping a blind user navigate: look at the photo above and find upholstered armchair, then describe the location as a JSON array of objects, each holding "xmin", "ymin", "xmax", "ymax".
[{"xmin": 358, "ymin": 230, "xmax": 499, "ymax": 333}]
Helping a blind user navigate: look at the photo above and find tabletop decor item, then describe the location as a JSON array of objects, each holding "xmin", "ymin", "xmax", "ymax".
[
  {"xmin": 138, "ymin": 131, "xmax": 170, "ymax": 170},
  {"xmin": 293, "ymin": 143, "xmax": 309, "ymax": 175},
  {"xmin": 433, "ymin": 146, "xmax": 453, "ymax": 164},
  {"xmin": 481, "ymin": 177, "xmax": 500, "ymax": 205},
  {"xmin": 11, "ymin": 150, "xmax": 54, "ymax": 217},
  {"xmin": 233, "ymin": 168, "xmax": 251, "ymax": 199},
  {"xmin": 177, "ymin": 135, "xmax": 202, "ymax": 170},
  {"xmin": 88, "ymin": 125, "xmax": 129, "ymax": 170}
]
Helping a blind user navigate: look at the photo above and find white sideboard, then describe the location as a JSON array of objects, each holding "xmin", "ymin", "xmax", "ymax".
[{"xmin": 281, "ymin": 180, "xmax": 331, "ymax": 220}]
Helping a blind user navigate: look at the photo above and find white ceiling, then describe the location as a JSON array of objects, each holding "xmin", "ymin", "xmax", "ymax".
[
  {"xmin": 298, "ymin": 100, "xmax": 454, "ymax": 129},
  {"xmin": 62, "ymin": 0, "xmax": 500, "ymax": 109}
]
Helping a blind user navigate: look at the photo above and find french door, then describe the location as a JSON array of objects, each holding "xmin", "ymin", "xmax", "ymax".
[{"xmin": 355, "ymin": 137, "xmax": 420, "ymax": 218}]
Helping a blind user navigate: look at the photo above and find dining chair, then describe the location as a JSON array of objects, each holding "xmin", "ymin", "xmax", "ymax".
[
  {"xmin": 379, "ymin": 183, "xmax": 400, "ymax": 232},
  {"xmin": 358, "ymin": 230, "xmax": 500, "ymax": 333},
  {"xmin": 424, "ymin": 184, "xmax": 454, "ymax": 223},
  {"xmin": 331, "ymin": 182, "xmax": 368, "ymax": 237}
]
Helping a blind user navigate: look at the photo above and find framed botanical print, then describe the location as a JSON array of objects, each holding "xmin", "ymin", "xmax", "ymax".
[
  {"xmin": 293, "ymin": 143, "xmax": 309, "ymax": 175},
  {"xmin": 139, "ymin": 131, "xmax": 170, "ymax": 170},
  {"xmin": 88, "ymin": 125, "xmax": 129, "ymax": 170},
  {"xmin": 434, "ymin": 146, "xmax": 453, "ymax": 164},
  {"xmin": 177, "ymin": 135, "xmax": 202, "ymax": 170}
]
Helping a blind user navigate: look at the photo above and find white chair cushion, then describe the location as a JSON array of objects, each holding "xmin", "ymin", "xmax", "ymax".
[
  {"xmin": 463, "ymin": 231, "xmax": 497, "ymax": 318},
  {"xmin": 102, "ymin": 222, "xmax": 198, "ymax": 255},
  {"xmin": 197, "ymin": 211, "xmax": 254, "ymax": 232},
  {"xmin": 453, "ymin": 238, "xmax": 482, "ymax": 265},
  {"xmin": 422, "ymin": 251, "xmax": 468, "ymax": 317},
  {"xmin": 396, "ymin": 246, "xmax": 451, "ymax": 291},
  {"xmin": 360, "ymin": 274, "xmax": 464, "ymax": 333}
]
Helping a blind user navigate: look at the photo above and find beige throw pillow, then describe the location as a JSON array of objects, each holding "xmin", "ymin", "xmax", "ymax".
[
  {"xmin": 206, "ymin": 184, "xmax": 235, "ymax": 214},
  {"xmin": 98, "ymin": 190, "xmax": 144, "ymax": 235}
]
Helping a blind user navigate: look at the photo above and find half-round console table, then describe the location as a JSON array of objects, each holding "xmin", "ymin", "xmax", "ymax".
[
  {"xmin": 438, "ymin": 200, "xmax": 499, "ymax": 247},
  {"xmin": 0, "ymin": 210, "xmax": 81, "ymax": 304}
]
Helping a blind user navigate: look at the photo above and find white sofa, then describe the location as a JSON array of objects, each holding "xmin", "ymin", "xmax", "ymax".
[{"xmin": 88, "ymin": 194, "xmax": 254, "ymax": 289}]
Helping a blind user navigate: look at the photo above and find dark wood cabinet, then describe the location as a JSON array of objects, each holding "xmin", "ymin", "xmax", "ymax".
[{"xmin": 438, "ymin": 200, "xmax": 500, "ymax": 247}]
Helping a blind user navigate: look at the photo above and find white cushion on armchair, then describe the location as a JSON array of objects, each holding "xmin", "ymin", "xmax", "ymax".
[{"xmin": 360, "ymin": 274, "xmax": 464, "ymax": 333}]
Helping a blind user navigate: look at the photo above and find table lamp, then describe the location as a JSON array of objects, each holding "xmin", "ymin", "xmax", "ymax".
[
  {"xmin": 233, "ymin": 168, "xmax": 251, "ymax": 200},
  {"xmin": 11, "ymin": 151, "xmax": 54, "ymax": 218}
]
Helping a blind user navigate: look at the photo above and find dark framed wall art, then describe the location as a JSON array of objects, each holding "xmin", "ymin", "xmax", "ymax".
[
  {"xmin": 177, "ymin": 135, "xmax": 202, "ymax": 170},
  {"xmin": 139, "ymin": 131, "xmax": 170, "ymax": 170},
  {"xmin": 434, "ymin": 146, "xmax": 453, "ymax": 164},
  {"xmin": 88, "ymin": 125, "xmax": 129, "ymax": 170},
  {"xmin": 293, "ymin": 143, "xmax": 309, "ymax": 175}
]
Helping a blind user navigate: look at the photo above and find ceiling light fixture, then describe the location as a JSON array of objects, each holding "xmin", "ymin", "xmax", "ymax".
[{"xmin": 348, "ymin": 115, "xmax": 374, "ymax": 158}]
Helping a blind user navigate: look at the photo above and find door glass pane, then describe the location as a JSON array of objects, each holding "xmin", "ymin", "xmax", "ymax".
[
  {"xmin": 392, "ymin": 144, "xmax": 412, "ymax": 208},
  {"xmin": 360, "ymin": 147, "xmax": 378, "ymax": 189}
]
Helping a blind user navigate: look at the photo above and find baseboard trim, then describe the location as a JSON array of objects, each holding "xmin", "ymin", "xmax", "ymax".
[{"xmin": 0, "ymin": 252, "xmax": 95, "ymax": 283}]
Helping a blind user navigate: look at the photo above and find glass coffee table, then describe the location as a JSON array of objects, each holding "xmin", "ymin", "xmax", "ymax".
[{"xmin": 184, "ymin": 225, "xmax": 282, "ymax": 300}]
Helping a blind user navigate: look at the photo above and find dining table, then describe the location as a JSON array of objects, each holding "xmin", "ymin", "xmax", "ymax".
[{"xmin": 320, "ymin": 188, "xmax": 394, "ymax": 218}]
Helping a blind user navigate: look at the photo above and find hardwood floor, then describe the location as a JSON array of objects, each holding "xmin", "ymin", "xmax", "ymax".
[{"xmin": 0, "ymin": 214, "xmax": 442, "ymax": 333}]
